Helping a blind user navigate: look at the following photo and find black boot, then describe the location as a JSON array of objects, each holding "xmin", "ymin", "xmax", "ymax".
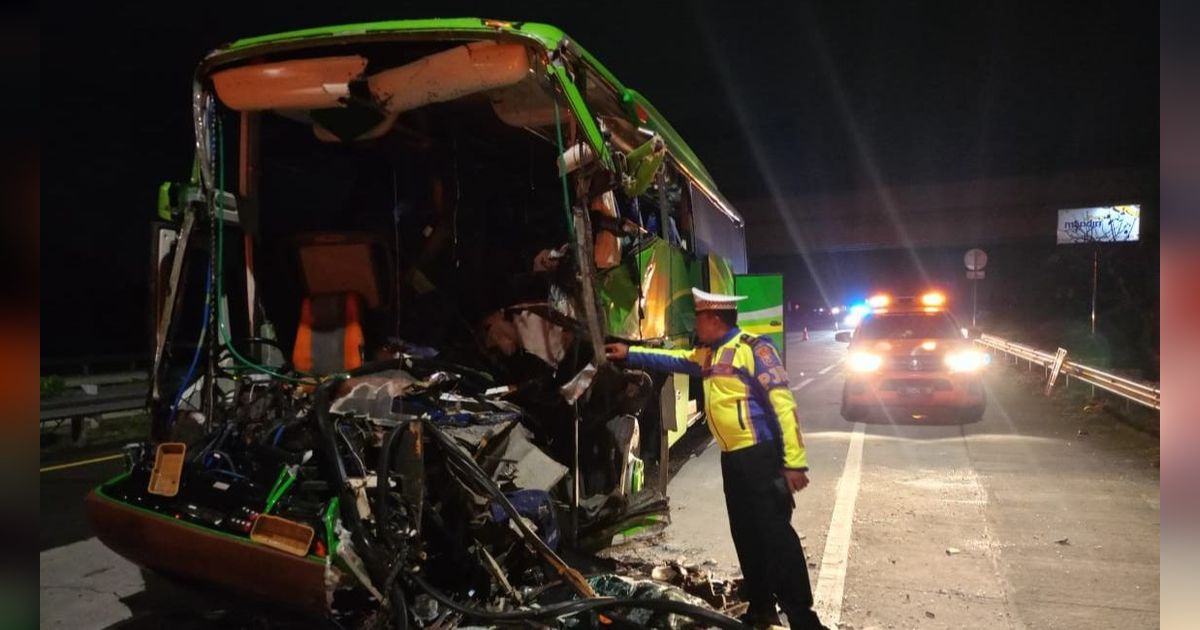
[{"xmin": 738, "ymin": 610, "xmax": 785, "ymax": 628}]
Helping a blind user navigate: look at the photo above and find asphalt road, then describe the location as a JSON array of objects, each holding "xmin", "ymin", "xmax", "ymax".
[
  {"xmin": 612, "ymin": 330, "xmax": 1160, "ymax": 630},
  {"xmin": 40, "ymin": 330, "xmax": 1161, "ymax": 629}
]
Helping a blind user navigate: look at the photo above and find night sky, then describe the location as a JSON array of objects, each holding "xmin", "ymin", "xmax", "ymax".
[{"xmin": 41, "ymin": 1, "xmax": 1157, "ymax": 359}]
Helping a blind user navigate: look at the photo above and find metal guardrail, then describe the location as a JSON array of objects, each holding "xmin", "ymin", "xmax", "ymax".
[
  {"xmin": 40, "ymin": 371, "xmax": 148, "ymax": 423},
  {"xmin": 975, "ymin": 334, "xmax": 1160, "ymax": 411}
]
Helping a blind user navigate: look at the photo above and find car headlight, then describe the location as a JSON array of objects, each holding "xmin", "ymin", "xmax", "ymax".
[
  {"xmin": 945, "ymin": 350, "xmax": 987, "ymax": 372},
  {"xmin": 848, "ymin": 351, "xmax": 883, "ymax": 373}
]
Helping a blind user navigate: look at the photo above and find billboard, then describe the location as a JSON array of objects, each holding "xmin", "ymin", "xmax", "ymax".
[{"xmin": 1056, "ymin": 205, "xmax": 1141, "ymax": 244}]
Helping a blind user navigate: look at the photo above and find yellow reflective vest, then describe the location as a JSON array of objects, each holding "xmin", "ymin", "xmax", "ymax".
[{"xmin": 625, "ymin": 327, "xmax": 809, "ymax": 470}]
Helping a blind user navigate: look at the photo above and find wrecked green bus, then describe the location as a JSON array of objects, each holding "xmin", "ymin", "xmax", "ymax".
[{"xmin": 88, "ymin": 18, "xmax": 756, "ymax": 626}]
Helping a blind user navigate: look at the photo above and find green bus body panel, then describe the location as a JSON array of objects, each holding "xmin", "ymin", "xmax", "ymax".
[
  {"xmin": 545, "ymin": 62, "xmax": 612, "ymax": 169},
  {"xmin": 734, "ymin": 274, "xmax": 786, "ymax": 363},
  {"xmin": 707, "ymin": 255, "xmax": 736, "ymax": 295},
  {"xmin": 157, "ymin": 181, "xmax": 172, "ymax": 220},
  {"xmin": 599, "ymin": 238, "xmax": 697, "ymax": 344}
]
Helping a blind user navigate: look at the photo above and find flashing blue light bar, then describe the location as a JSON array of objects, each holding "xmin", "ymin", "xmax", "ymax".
[{"xmin": 843, "ymin": 303, "xmax": 871, "ymax": 327}]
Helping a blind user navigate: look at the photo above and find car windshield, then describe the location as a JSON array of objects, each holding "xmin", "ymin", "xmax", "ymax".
[{"xmin": 857, "ymin": 313, "xmax": 961, "ymax": 339}]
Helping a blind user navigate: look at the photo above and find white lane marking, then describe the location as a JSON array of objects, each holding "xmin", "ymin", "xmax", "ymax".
[
  {"xmin": 818, "ymin": 361, "xmax": 840, "ymax": 376},
  {"xmin": 40, "ymin": 537, "xmax": 144, "ymax": 628},
  {"xmin": 813, "ymin": 422, "xmax": 866, "ymax": 626},
  {"xmin": 790, "ymin": 378, "xmax": 815, "ymax": 392}
]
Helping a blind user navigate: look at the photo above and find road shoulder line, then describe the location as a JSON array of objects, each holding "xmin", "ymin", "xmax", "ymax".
[
  {"xmin": 791, "ymin": 378, "xmax": 815, "ymax": 392},
  {"xmin": 813, "ymin": 421, "xmax": 866, "ymax": 625}
]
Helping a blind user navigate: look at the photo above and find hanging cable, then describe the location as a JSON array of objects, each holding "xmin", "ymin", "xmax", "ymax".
[
  {"xmin": 552, "ymin": 92, "xmax": 576, "ymax": 242},
  {"xmin": 166, "ymin": 258, "xmax": 213, "ymax": 429},
  {"xmin": 210, "ymin": 109, "xmax": 324, "ymax": 385},
  {"xmin": 391, "ymin": 168, "xmax": 402, "ymax": 340}
]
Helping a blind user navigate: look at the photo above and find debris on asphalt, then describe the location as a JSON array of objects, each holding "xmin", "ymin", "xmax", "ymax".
[
  {"xmin": 587, "ymin": 573, "xmax": 717, "ymax": 629},
  {"xmin": 651, "ymin": 565, "xmax": 681, "ymax": 582},
  {"xmin": 611, "ymin": 557, "xmax": 747, "ymax": 616}
]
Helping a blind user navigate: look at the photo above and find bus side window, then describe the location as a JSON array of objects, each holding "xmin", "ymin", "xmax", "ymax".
[
  {"xmin": 690, "ymin": 181, "xmax": 747, "ymax": 275},
  {"xmin": 676, "ymin": 170, "xmax": 694, "ymax": 252},
  {"xmin": 639, "ymin": 165, "xmax": 687, "ymax": 249}
]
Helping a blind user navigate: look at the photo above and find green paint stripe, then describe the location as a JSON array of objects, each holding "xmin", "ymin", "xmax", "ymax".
[
  {"xmin": 739, "ymin": 316, "xmax": 782, "ymax": 326},
  {"xmin": 225, "ymin": 18, "xmax": 561, "ymax": 51},
  {"xmin": 265, "ymin": 467, "xmax": 296, "ymax": 514},
  {"xmin": 323, "ymin": 497, "xmax": 340, "ymax": 556},
  {"xmin": 740, "ymin": 318, "xmax": 784, "ymax": 332},
  {"xmin": 547, "ymin": 63, "xmax": 612, "ymax": 169}
]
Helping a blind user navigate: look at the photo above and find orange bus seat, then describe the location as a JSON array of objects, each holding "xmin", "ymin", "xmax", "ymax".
[{"xmin": 292, "ymin": 293, "xmax": 365, "ymax": 375}]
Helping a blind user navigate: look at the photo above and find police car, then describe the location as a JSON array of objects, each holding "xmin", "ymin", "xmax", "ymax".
[{"xmin": 835, "ymin": 292, "xmax": 988, "ymax": 421}]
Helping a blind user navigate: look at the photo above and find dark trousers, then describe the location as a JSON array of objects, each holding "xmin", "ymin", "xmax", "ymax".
[{"xmin": 722, "ymin": 442, "xmax": 824, "ymax": 629}]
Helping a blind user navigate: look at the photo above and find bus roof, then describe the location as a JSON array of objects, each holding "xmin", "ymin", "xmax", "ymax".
[{"xmin": 204, "ymin": 18, "xmax": 742, "ymax": 225}]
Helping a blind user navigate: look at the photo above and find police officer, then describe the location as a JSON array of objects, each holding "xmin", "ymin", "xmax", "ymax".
[{"xmin": 605, "ymin": 288, "xmax": 828, "ymax": 629}]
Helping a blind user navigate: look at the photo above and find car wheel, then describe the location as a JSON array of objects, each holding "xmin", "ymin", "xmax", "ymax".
[
  {"xmin": 841, "ymin": 390, "xmax": 866, "ymax": 421},
  {"xmin": 964, "ymin": 395, "xmax": 987, "ymax": 421}
]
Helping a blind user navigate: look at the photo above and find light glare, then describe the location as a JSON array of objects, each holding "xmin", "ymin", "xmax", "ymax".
[
  {"xmin": 848, "ymin": 352, "xmax": 883, "ymax": 373},
  {"xmin": 921, "ymin": 292, "xmax": 947, "ymax": 307},
  {"xmin": 945, "ymin": 350, "xmax": 986, "ymax": 372}
]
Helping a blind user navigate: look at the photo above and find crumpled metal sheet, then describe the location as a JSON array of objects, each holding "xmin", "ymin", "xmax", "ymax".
[
  {"xmin": 329, "ymin": 370, "xmax": 419, "ymax": 420},
  {"xmin": 489, "ymin": 424, "xmax": 568, "ymax": 492},
  {"xmin": 560, "ymin": 363, "xmax": 597, "ymax": 404},
  {"xmin": 440, "ymin": 420, "xmax": 518, "ymax": 452},
  {"xmin": 577, "ymin": 489, "xmax": 671, "ymax": 551},
  {"xmin": 513, "ymin": 310, "xmax": 569, "ymax": 367},
  {"xmin": 584, "ymin": 573, "xmax": 715, "ymax": 629}
]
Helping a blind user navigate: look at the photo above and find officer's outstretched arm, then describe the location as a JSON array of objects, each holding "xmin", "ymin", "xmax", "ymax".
[
  {"xmin": 625, "ymin": 345, "xmax": 707, "ymax": 376},
  {"xmin": 751, "ymin": 340, "xmax": 810, "ymax": 470}
]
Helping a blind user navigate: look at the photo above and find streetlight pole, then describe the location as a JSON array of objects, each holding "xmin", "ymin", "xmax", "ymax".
[
  {"xmin": 1090, "ymin": 248, "xmax": 1099, "ymax": 336},
  {"xmin": 964, "ymin": 248, "xmax": 987, "ymax": 329},
  {"xmin": 972, "ymin": 278, "xmax": 978, "ymax": 328}
]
